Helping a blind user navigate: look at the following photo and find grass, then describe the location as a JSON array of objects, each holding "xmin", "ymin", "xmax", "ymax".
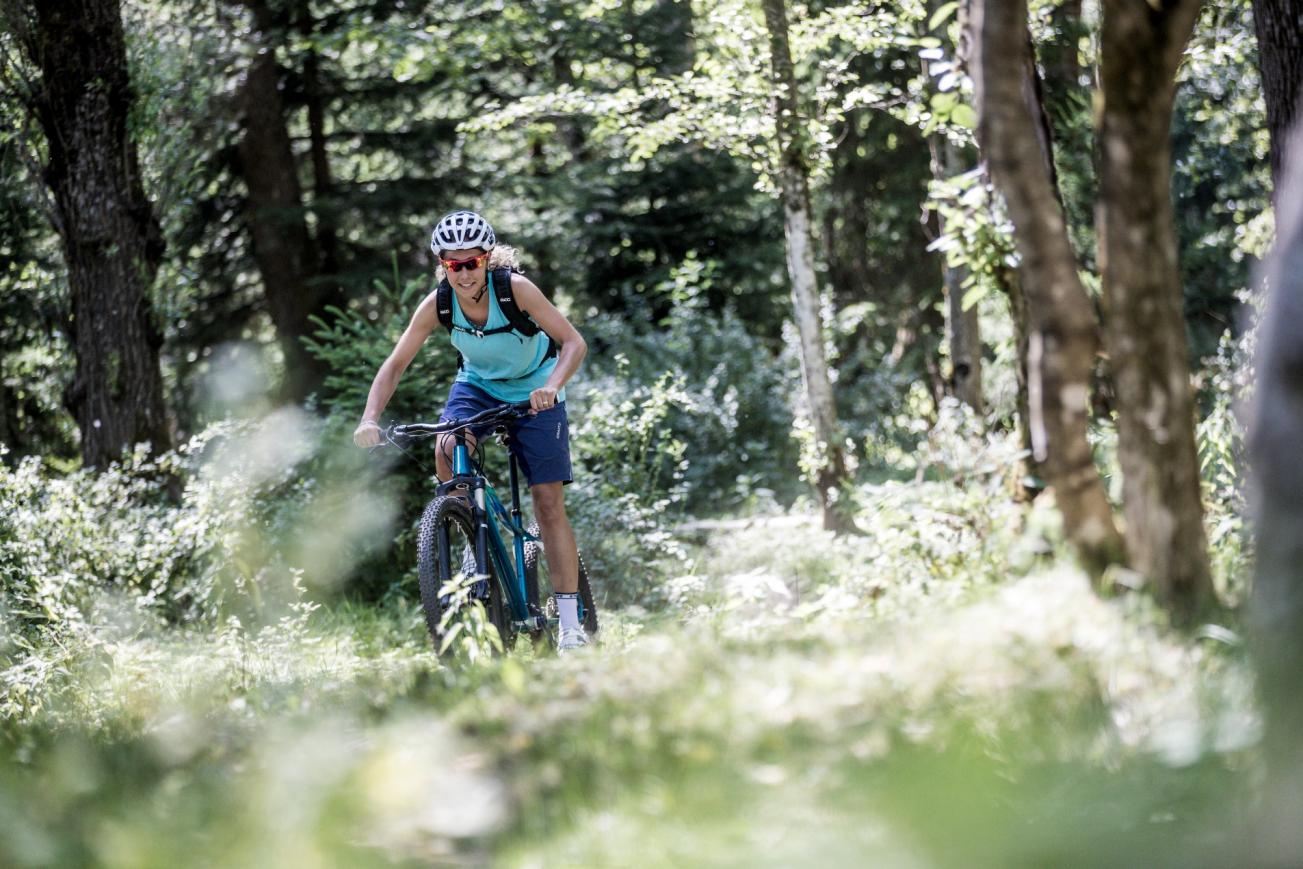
[{"xmin": 0, "ymin": 472, "xmax": 1261, "ymax": 868}]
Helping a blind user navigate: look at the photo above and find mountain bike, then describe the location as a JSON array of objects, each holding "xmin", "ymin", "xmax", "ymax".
[{"xmin": 384, "ymin": 401, "xmax": 598, "ymax": 653}]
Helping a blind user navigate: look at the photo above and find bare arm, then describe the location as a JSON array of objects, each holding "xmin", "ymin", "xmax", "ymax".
[
  {"xmin": 353, "ymin": 293, "xmax": 441, "ymax": 445},
  {"xmin": 512, "ymin": 274, "xmax": 587, "ymax": 409}
]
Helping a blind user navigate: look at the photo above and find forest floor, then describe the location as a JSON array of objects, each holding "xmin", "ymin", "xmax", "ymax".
[{"xmin": 1, "ymin": 481, "xmax": 1261, "ymax": 868}]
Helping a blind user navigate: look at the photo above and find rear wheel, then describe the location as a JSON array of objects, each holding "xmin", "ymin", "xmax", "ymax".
[
  {"xmin": 523, "ymin": 519, "xmax": 599, "ymax": 644},
  {"xmin": 417, "ymin": 495, "xmax": 513, "ymax": 653}
]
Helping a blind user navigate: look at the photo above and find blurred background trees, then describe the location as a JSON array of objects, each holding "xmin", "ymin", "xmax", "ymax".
[
  {"xmin": 0, "ymin": 3, "xmax": 1292, "ymax": 860},
  {"xmin": 0, "ymin": 0, "xmax": 1275, "ymax": 617}
]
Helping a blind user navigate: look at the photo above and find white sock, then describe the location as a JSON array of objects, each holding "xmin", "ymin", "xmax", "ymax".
[{"xmin": 556, "ymin": 592, "xmax": 580, "ymax": 631}]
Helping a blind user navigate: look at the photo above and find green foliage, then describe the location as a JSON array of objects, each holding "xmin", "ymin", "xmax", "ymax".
[
  {"xmin": 0, "ymin": 425, "xmax": 1258, "ymax": 867},
  {"xmin": 565, "ymin": 369, "xmax": 691, "ymax": 604},
  {"xmin": 436, "ymin": 574, "xmax": 505, "ymax": 663},
  {"xmin": 0, "ymin": 413, "xmax": 395, "ymax": 655},
  {"xmin": 0, "ymin": 86, "xmax": 77, "ymax": 461},
  {"xmin": 580, "ymin": 282, "xmax": 802, "ymax": 508},
  {"xmin": 1196, "ymin": 310, "xmax": 1255, "ymax": 604},
  {"xmin": 0, "ymin": 441, "xmax": 221, "ymax": 639},
  {"xmin": 1174, "ymin": 1, "xmax": 1271, "ymax": 362},
  {"xmin": 925, "ymin": 165, "xmax": 1016, "ymax": 300},
  {"xmin": 0, "ymin": 3, "xmax": 1276, "ymax": 863},
  {"xmin": 304, "ymin": 263, "xmax": 458, "ymax": 427}
]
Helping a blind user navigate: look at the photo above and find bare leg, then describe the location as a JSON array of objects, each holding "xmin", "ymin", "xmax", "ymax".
[{"xmin": 531, "ymin": 481, "xmax": 578, "ymax": 594}]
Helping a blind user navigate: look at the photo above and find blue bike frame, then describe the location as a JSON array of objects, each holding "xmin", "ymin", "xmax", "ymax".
[{"xmin": 440, "ymin": 431, "xmax": 543, "ymax": 630}]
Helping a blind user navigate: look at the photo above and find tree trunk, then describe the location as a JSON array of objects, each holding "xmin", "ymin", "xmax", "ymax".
[
  {"xmin": 929, "ymin": 135, "xmax": 984, "ymax": 413},
  {"xmin": 760, "ymin": 0, "xmax": 854, "ymax": 533},
  {"xmin": 27, "ymin": 0, "xmax": 171, "ymax": 467},
  {"xmin": 998, "ymin": 260, "xmax": 1037, "ymax": 495},
  {"xmin": 1252, "ymin": 0, "xmax": 1303, "ymax": 193},
  {"xmin": 235, "ymin": 0, "xmax": 331, "ymax": 402},
  {"xmin": 302, "ymin": 46, "xmax": 340, "ymax": 276},
  {"xmin": 1248, "ymin": 116, "xmax": 1303, "ymax": 867},
  {"xmin": 970, "ymin": 0, "xmax": 1125, "ymax": 576},
  {"xmin": 1097, "ymin": 0, "xmax": 1214, "ymax": 622}
]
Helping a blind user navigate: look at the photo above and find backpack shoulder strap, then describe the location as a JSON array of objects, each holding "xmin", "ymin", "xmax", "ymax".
[
  {"xmin": 494, "ymin": 268, "xmax": 559, "ymax": 360},
  {"xmin": 435, "ymin": 279, "xmax": 454, "ymax": 333},
  {"xmin": 492, "ymin": 268, "xmax": 541, "ymax": 337}
]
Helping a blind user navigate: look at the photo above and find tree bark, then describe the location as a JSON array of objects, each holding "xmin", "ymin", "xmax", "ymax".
[
  {"xmin": 26, "ymin": 0, "xmax": 172, "ymax": 466},
  {"xmin": 1248, "ymin": 115, "xmax": 1303, "ymax": 867},
  {"xmin": 970, "ymin": 0, "xmax": 1125, "ymax": 576},
  {"xmin": 760, "ymin": 0, "xmax": 854, "ymax": 533},
  {"xmin": 302, "ymin": 46, "xmax": 340, "ymax": 276},
  {"xmin": 1252, "ymin": 0, "xmax": 1303, "ymax": 193},
  {"xmin": 1097, "ymin": 0, "xmax": 1214, "ymax": 622},
  {"xmin": 234, "ymin": 0, "xmax": 332, "ymax": 401},
  {"xmin": 929, "ymin": 135, "xmax": 984, "ymax": 413},
  {"xmin": 926, "ymin": 0, "xmax": 982, "ymax": 411},
  {"xmin": 999, "ymin": 261, "xmax": 1035, "ymax": 478}
]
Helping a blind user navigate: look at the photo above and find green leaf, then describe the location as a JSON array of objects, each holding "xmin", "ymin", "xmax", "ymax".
[
  {"xmin": 929, "ymin": 2, "xmax": 959, "ymax": 32},
  {"xmin": 950, "ymin": 103, "xmax": 977, "ymax": 129},
  {"xmin": 930, "ymin": 92, "xmax": 959, "ymax": 113},
  {"xmin": 961, "ymin": 284, "xmax": 988, "ymax": 311}
]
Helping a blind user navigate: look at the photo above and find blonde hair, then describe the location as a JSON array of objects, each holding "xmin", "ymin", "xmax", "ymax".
[{"xmin": 434, "ymin": 243, "xmax": 522, "ymax": 282}]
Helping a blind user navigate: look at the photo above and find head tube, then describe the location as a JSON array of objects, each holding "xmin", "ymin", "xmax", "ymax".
[{"xmin": 453, "ymin": 440, "xmax": 473, "ymax": 476}]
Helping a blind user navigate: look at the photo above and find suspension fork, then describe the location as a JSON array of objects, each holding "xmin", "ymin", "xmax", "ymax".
[
  {"xmin": 449, "ymin": 435, "xmax": 490, "ymax": 576},
  {"xmin": 471, "ymin": 466, "xmax": 491, "ymax": 577}
]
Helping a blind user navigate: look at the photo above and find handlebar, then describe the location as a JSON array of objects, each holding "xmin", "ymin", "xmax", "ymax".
[{"xmin": 386, "ymin": 400, "xmax": 534, "ymax": 443}]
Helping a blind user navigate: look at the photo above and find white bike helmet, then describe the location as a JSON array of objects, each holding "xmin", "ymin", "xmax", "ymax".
[{"xmin": 430, "ymin": 210, "xmax": 496, "ymax": 254}]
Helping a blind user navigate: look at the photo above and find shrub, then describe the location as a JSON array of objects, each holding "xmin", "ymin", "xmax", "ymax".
[
  {"xmin": 578, "ymin": 297, "xmax": 802, "ymax": 512},
  {"xmin": 0, "ymin": 412, "xmax": 393, "ymax": 641}
]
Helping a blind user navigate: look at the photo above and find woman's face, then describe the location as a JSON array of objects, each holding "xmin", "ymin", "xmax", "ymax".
[{"xmin": 440, "ymin": 247, "xmax": 489, "ymax": 293}]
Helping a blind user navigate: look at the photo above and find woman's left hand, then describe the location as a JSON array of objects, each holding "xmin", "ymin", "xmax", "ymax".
[{"xmin": 529, "ymin": 386, "xmax": 559, "ymax": 413}]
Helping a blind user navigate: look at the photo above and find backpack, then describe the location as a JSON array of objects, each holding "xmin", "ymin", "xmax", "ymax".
[{"xmin": 435, "ymin": 267, "xmax": 558, "ymax": 370}]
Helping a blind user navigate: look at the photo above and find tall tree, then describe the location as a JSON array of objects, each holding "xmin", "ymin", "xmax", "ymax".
[
  {"xmin": 931, "ymin": 136, "xmax": 983, "ymax": 414},
  {"xmin": 761, "ymin": 0, "xmax": 853, "ymax": 532},
  {"xmin": 1097, "ymin": 0, "xmax": 1214, "ymax": 620},
  {"xmin": 1248, "ymin": 117, "xmax": 1303, "ymax": 865},
  {"xmin": 6, "ymin": 0, "xmax": 172, "ymax": 466},
  {"xmin": 924, "ymin": 0, "xmax": 982, "ymax": 414},
  {"xmin": 1252, "ymin": 0, "xmax": 1303, "ymax": 191},
  {"xmin": 969, "ymin": 0, "xmax": 1125, "ymax": 576},
  {"xmin": 233, "ymin": 0, "xmax": 337, "ymax": 401}
]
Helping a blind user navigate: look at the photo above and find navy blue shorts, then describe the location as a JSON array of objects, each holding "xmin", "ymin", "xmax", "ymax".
[{"xmin": 440, "ymin": 381, "xmax": 573, "ymax": 487}]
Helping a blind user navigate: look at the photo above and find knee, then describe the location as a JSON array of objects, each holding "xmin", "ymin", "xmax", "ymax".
[
  {"xmin": 434, "ymin": 444, "xmax": 450, "ymax": 478},
  {"xmin": 435, "ymin": 435, "xmax": 459, "ymax": 477},
  {"xmin": 532, "ymin": 484, "xmax": 567, "ymax": 525}
]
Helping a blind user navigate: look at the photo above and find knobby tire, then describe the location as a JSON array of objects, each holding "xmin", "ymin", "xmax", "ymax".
[
  {"xmin": 417, "ymin": 495, "xmax": 513, "ymax": 652},
  {"xmin": 523, "ymin": 519, "xmax": 599, "ymax": 641}
]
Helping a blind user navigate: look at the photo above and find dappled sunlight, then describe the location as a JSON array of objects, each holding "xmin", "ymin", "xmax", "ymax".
[
  {"xmin": 0, "ymin": 0, "xmax": 1272, "ymax": 861},
  {"xmin": 200, "ymin": 406, "xmax": 317, "ymax": 488},
  {"xmin": 0, "ymin": 453, "xmax": 1260, "ymax": 866}
]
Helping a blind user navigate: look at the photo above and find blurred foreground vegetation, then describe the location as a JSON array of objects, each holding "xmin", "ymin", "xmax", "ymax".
[
  {"xmin": 0, "ymin": 0, "xmax": 1280, "ymax": 865},
  {"xmin": 0, "ymin": 398, "xmax": 1258, "ymax": 867}
]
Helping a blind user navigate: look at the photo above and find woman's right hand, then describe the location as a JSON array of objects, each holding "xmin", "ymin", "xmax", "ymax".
[{"xmin": 353, "ymin": 419, "xmax": 382, "ymax": 447}]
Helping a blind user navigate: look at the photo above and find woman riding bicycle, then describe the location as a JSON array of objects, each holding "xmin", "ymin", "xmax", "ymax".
[{"xmin": 353, "ymin": 210, "xmax": 591, "ymax": 650}]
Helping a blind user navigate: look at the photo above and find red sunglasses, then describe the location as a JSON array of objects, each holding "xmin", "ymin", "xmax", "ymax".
[{"xmin": 440, "ymin": 252, "xmax": 489, "ymax": 273}]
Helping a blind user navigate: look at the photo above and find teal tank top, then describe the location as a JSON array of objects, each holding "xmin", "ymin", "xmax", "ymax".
[{"xmin": 450, "ymin": 272, "xmax": 561, "ymax": 403}]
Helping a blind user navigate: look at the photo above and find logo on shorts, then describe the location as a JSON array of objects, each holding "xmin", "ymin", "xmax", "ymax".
[{"xmin": 555, "ymin": 422, "xmax": 562, "ymax": 439}]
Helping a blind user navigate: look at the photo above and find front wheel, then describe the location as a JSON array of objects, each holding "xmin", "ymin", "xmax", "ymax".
[
  {"xmin": 417, "ymin": 495, "xmax": 513, "ymax": 654},
  {"xmin": 523, "ymin": 519, "xmax": 599, "ymax": 643}
]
